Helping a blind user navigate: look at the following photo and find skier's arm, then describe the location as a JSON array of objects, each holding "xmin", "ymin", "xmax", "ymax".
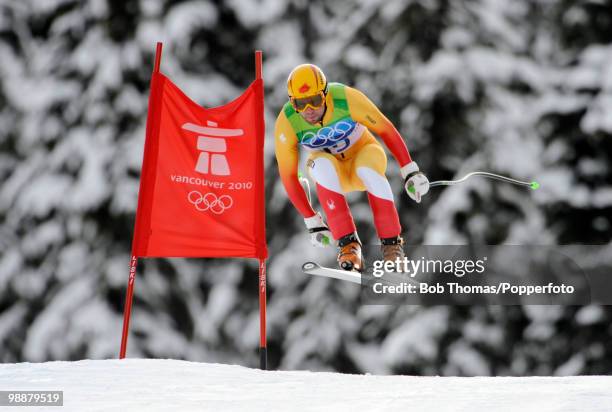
[
  {"xmin": 346, "ymin": 86, "xmax": 429, "ymax": 203},
  {"xmin": 274, "ymin": 112, "xmax": 316, "ymax": 218},
  {"xmin": 345, "ymin": 86, "xmax": 413, "ymax": 168}
]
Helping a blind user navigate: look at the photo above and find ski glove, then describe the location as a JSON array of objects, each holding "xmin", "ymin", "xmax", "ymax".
[
  {"xmin": 304, "ymin": 212, "xmax": 333, "ymax": 248},
  {"xmin": 401, "ymin": 161, "xmax": 430, "ymax": 203}
]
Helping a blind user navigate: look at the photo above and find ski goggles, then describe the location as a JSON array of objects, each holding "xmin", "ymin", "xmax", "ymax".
[{"xmin": 290, "ymin": 92, "xmax": 326, "ymax": 112}]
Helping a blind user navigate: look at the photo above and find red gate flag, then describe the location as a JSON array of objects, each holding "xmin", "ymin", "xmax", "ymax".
[
  {"xmin": 132, "ymin": 65, "xmax": 268, "ymax": 259},
  {"xmin": 121, "ymin": 45, "xmax": 268, "ymax": 368}
]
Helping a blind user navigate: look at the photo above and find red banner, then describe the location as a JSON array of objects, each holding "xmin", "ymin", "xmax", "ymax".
[{"xmin": 132, "ymin": 73, "xmax": 267, "ymax": 259}]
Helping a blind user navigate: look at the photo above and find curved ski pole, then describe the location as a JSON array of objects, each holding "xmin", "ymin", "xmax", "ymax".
[
  {"xmin": 299, "ymin": 172, "xmax": 333, "ymax": 247},
  {"xmin": 298, "ymin": 171, "xmax": 312, "ymax": 204},
  {"xmin": 429, "ymin": 172, "xmax": 540, "ymax": 190}
]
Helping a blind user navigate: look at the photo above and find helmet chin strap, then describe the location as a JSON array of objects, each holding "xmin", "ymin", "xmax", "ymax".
[{"xmin": 318, "ymin": 100, "xmax": 328, "ymax": 125}]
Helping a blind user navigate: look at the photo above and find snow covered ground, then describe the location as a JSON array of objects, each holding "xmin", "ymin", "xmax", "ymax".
[{"xmin": 0, "ymin": 359, "xmax": 611, "ymax": 411}]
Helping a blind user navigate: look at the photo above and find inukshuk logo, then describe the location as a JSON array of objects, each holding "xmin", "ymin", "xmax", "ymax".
[
  {"xmin": 179, "ymin": 121, "xmax": 243, "ymax": 214},
  {"xmin": 182, "ymin": 121, "xmax": 244, "ymax": 176}
]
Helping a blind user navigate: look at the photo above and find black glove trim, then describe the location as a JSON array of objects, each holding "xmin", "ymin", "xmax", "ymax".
[{"xmin": 308, "ymin": 227, "xmax": 329, "ymax": 234}]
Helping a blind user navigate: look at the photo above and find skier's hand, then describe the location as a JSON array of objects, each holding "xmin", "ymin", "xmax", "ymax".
[
  {"xmin": 401, "ymin": 161, "xmax": 430, "ymax": 204},
  {"xmin": 304, "ymin": 212, "xmax": 334, "ymax": 248}
]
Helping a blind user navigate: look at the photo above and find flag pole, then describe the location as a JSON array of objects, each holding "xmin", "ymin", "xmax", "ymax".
[
  {"xmin": 119, "ymin": 41, "xmax": 163, "ymax": 359},
  {"xmin": 255, "ymin": 49, "xmax": 267, "ymax": 370},
  {"xmin": 119, "ymin": 255, "xmax": 138, "ymax": 358},
  {"xmin": 258, "ymin": 258, "xmax": 267, "ymax": 370}
]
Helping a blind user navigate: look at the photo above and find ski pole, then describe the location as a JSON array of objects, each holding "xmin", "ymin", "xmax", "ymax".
[
  {"xmin": 298, "ymin": 171, "xmax": 312, "ymax": 203},
  {"xmin": 416, "ymin": 172, "xmax": 540, "ymax": 191},
  {"xmin": 299, "ymin": 172, "xmax": 332, "ymax": 247}
]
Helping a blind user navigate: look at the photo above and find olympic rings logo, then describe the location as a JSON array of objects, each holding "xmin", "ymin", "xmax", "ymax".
[
  {"xmin": 188, "ymin": 191, "xmax": 233, "ymax": 214},
  {"xmin": 302, "ymin": 120, "xmax": 356, "ymax": 149}
]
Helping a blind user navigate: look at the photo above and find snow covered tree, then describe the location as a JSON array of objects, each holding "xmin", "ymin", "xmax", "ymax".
[{"xmin": 0, "ymin": 0, "xmax": 610, "ymax": 375}]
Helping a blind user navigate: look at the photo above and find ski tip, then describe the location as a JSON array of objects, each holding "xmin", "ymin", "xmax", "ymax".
[
  {"xmin": 302, "ymin": 262, "xmax": 319, "ymax": 271},
  {"xmin": 530, "ymin": 181, "xmax": 540, "ymax": 190}
]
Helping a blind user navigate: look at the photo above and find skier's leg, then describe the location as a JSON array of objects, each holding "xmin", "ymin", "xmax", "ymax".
[
  {"xmin": 353, "ymin": 144, "xmax": 401, "ymax": 239},
  {"xmin": 307, "ymin": 152, "xmax": 363, "ymax": 271},
  {"xmin": 354, "ymin": 144, "xmax": 405, "ymax": 264},
  {"xmin": 306, "ymin": 153, "xmax": 355, "ymax": 239}
]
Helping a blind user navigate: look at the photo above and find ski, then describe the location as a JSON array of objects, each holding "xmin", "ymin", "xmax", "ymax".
[
  {"xmin": 302, "ymin": 262, "xmax": 363, "ymax": 284},
  {"xmin": 302, "ymin": 262, "xmax": 423, "ymax": 286}
]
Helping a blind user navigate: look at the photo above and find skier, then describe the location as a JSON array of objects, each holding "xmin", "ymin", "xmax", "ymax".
[{"xmin": 274, "ymin": 64, "xmax": 429, "ymax": 272}]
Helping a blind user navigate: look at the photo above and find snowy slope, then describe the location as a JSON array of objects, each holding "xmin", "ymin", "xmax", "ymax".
[{"xmin": 0, "ymin": 359, "xmax": 611, "ymax": 412}]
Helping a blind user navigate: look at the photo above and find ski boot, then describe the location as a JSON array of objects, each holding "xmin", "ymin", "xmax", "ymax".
[
  {"xmin": 381, "ymin": 236, "xmax": 405, "ymax": 264},
  {"xmin": 337, "ymin": 233, "xmax": 363, "ymax": 272}
]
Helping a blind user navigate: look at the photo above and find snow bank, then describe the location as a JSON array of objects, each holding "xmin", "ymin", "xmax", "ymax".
[{"xmin": 0, "ymin": 359, "xmax": 610, "ymax": 411}]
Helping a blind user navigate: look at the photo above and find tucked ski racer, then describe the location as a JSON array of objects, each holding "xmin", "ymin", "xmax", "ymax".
[{"xmin": 274, "ymin": 64, "xmax": 430, "ymax": 272}]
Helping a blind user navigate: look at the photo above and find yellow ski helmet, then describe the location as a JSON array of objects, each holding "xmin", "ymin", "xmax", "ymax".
[{"xmin": 287, "ymin": 64, "xmax": 327, "ymax": 99}]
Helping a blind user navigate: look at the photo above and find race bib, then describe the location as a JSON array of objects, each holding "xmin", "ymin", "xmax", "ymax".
[{"xmin": 300, "ymin": 120, "xmax": 365, "ymax": 154}]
